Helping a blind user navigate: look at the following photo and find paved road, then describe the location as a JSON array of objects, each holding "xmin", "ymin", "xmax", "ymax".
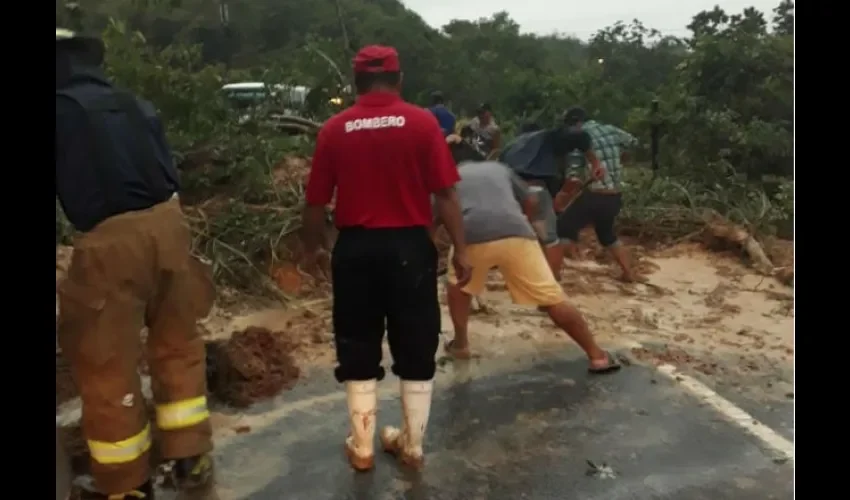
[
  {"xmin": 634, "ymin": 341, "xmax": 795, "ymax": 444},
  {"xmin": 177, "ymin": 349, "xmax": 793, "ymax": 500}
]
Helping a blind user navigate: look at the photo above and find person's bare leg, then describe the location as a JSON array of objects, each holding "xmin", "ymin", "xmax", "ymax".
[
  {"xmin": 446, "ymin": 284, "xmax": 473, "ymax": 358},
  {"xmin": 608, "ymin": 243, "xmax": 636, "ymax": 282},
  {"xmin": 544, "ymin": 244, "xmax": 565, "ymax": 280},
  {"xmin": 542, "ymin": 301, "xmax": 611, "ymax": 369}
]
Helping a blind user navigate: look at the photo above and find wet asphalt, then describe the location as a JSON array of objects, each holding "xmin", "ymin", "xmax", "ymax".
[
  {"xmin": 189, "ymin": 351, "xmax": 793, "ymax": 500},
  {"xmin": 634, "ymin": 341, "xmax": 795, "ymax": 444}
]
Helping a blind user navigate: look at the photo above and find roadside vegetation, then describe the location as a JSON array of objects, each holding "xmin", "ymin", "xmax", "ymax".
[{"xmin": 56, "ymin": 0, "xmax": 795, "ymax": 294}]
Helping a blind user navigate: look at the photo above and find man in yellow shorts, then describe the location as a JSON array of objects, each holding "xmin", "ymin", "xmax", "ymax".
[{"xmin": 436, "ymin": 158, "xmax": 621, "ymax": 374}]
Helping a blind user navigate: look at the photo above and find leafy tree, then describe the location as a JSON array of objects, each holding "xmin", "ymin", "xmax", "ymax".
[{"xmin": 56, "ymin": 0, "xmax": 795, "ymax": 288}]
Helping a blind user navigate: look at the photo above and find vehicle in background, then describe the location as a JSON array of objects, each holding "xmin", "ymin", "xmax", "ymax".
[
  {"xmin": 221, "ymin": 82, "xmax": 310, "ymax": 115},
  {"xmin": 221, "ymin": 82, "xmax": 345, "ymax": 133}
]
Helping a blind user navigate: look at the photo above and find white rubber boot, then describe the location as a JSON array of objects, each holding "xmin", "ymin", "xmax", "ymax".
[
  {"xmin": 345, "ymin": 380, "xmax": 377, "ymax": 471},
  {"xmin": 380, "ymin": 380, "xmax": 433, "ymax": 469}
]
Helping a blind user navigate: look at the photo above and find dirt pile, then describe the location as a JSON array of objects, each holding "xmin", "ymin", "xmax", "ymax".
[
  {"xmin": 206, "ymin": 326, "xmax": 301, "ymax": 408},
  {"xmin": 58, "ymin": 324, "xmax": 303, "ymax": 487},
  {"xmin": 264, "ymin": 153, "xmax": 338, "ymax": 295},
  {"xmin": 268, "ymin": 245, "xmax": 333, "ymax": 298}
]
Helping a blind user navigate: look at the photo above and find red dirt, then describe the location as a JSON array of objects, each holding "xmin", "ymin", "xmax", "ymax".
[
  {"xmin": 270, "ymin": 261, "xmax": 305, "ymax": 295},
  {"xmin": 208, "ymin": 326, "xmax": 301, "ymax": 408},
  {"xmin": 267, "ymin": 224, "xmax": 336, "ymax": 298}
]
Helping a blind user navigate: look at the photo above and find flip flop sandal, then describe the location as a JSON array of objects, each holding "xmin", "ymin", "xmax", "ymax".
[
  {"xmin": 444, "ymin": 339, "xmax": 472, "ymax": 360},
  {"xmin": 588, "ymin": 351, "xmax": 622, "ymax": 375}
]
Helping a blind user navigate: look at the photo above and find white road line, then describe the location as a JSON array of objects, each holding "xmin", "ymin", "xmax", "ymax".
[
  {"xmin": 57, "ymin": 350, "xmax": 794, "ymax": 465},
  {"xmin": 656, "ymin": 363, "xmax": 794, "ymax": 461}
]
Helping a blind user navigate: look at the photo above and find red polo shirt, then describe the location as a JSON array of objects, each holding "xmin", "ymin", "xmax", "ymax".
[{"xmin": 305, "ymin": 91, "xmax": 459, "ymax": 228}]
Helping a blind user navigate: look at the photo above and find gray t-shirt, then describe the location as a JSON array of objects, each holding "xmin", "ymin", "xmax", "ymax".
[{"xmin": 455, "ymin": 161, "xmax": 537, "ymax": 244}]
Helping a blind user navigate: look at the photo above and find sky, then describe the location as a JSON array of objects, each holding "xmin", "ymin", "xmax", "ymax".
[{"xmin": 400, "ymin": 0, "xmax": 782, "ymax": 39}]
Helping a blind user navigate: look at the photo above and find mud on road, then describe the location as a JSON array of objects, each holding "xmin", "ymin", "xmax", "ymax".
[
  {"xmin": 177, "ymin": 233, "xmax": 794, "ymax": 439},
  {"xmin": 56, "ymin": 232, "xmax": 794, "ymax": 494}
]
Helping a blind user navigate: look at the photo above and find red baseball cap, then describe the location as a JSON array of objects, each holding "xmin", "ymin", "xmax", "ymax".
[{"xmin": 352, "ymin": 45, "xmax": 401, "ymax": 73}]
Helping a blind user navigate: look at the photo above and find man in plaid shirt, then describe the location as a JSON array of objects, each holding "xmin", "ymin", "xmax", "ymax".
[{"xmin": 555, "ymin": 107, "xmax": 637, "ymax": 282}]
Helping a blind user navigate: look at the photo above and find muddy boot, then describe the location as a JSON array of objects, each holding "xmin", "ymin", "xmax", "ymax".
[
  {"xmin": 345, "ymin": 379, "xmax": 378, "ymax": 471},
  {"xmin": 172, "ymin": 454, "xmax": 214, "ymax": 492},
  {"xmin": 380, "ymin": 380, "xmax": 433, "ymax": 470},
  {"xmin": 80, "ymin": 480, "xmax": 154, "ymax": 499}
]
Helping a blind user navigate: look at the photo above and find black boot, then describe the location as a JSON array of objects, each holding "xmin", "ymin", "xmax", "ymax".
[
  {"xmin": 79, "ymin": 480, "xmax": 154, "ymax": 499},
  {"xmin": 171, "ymin": 454, "xmax": 214, "ymax": 491}
]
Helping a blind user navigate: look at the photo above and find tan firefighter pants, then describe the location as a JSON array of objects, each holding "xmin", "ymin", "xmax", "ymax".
[{"xmin": 57, "ymin": 197, "xmax": 216, "ymax": 494}]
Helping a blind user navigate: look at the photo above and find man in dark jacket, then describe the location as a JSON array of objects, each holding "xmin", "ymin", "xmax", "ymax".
[
  {"xmin": 56, "ymin": 28, "xmax": 215, "ymax": 499},
  {"xmin": 500, "ymin": 115, "xmax": 605, "ymax": 280}
]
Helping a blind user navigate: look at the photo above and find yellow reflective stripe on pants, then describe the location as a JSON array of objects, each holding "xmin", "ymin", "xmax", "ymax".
[
  {"xmin": 156, "ymin": 395, "xmax": 210, "ymax": 431},
  {"xmin": 108, "ymin": 492, "xmax": 147, "ymax": 500},
  {"xmin": 88, "ymin": 424, "xmax": 152, "ymax": 465}
]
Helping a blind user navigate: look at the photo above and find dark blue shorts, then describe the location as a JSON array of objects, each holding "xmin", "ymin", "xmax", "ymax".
[{"xmin": 556, "ymin": 192, "xmax": 622, "ymax": 247}]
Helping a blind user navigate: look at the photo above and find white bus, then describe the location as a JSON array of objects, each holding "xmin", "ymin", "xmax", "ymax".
[{"xmin": 220, "ymin": 82, "xmax": 310, "ymax": 113}]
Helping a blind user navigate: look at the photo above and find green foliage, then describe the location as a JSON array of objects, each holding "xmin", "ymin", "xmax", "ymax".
[
  {"xmin": 101, "ymin": 18, "xmax": 230, "ymax": 150},
  {"xmin": 58, "ymin": 11, "xmax": 316, "ymax": 293},
  {"xmin": 56, "ymin": 0, "xmax": 794, "ymax": 293},
  {"xmin": 650, "ymin": 4, "xmax": 794, "ymax": 181}
]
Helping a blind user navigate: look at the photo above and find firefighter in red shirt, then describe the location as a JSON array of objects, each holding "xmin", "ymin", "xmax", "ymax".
[{"xmin": 301, "ymin": 45, "xmax": 471, "ymax": 471}]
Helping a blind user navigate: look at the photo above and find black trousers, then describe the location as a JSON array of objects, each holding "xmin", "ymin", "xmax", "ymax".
[
  {"xmin": 331, "ymin": 226, "xmax": 440, "ymax": 383},
  {"xmin": 557, "ymin": 192, "xmax": 623, "ymax": 247}
]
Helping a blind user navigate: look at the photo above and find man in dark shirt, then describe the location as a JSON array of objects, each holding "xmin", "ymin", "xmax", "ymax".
[
  {"xmin": 555, "ymin": 108, "xmax": 638, "ymax": 282},
  {"xmin": 427, "ymin": 90, "xmax": 456, "ymax": 137},
  {"xmin": 302, "ymin": 45, "xmax": 471, "ymax": 472},
  {"xmin": 500, "ymin": 113, "xmax": 605, "ymax": 280},
  {"xmin": 56, "ymin": 28, "xmax": 215, "ymax": 500}
]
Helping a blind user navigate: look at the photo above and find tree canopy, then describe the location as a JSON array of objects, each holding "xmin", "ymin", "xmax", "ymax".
[
  {"xmin": 56, "ymin": 0, "xmax": 794, "ymax": 292},
  {"xmin": 59, "ymin": 0, "xmax": 793, "ymax": 174}
]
